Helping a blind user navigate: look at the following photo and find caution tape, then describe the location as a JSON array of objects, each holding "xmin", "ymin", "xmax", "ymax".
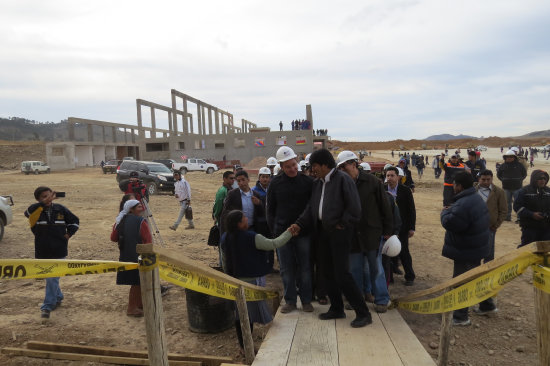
[
  {"xmin": 0, "ymin": 259, "xmax": 138, "ymax": 280},
  {"xmin": 158, "ymin": 260, "xmax": 278, "ymax": 302},
  {"xmin": 533, "ymin": 265, "xmax": 550, "ymax": 294},
  {"xmin": 395, "ymin": 252, "xmax": 543, "ymax": 314}
]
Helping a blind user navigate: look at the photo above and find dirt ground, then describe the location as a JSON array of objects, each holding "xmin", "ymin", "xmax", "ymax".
[{"xmin": 1, "ymin": 148, "xmax": 549, "ymax": 365}]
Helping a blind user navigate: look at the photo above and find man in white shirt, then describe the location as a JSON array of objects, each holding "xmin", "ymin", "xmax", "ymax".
[{"xmin": 170, "ymin": 171, "xmax": 194, "ymax": 230}]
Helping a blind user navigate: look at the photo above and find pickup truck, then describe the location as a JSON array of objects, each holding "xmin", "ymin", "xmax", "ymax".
[
  {"xmin": 21, "ymin": 161, "xmax": 50, "ymax": 175},
  {"xmin": 0, "ymin": 195, "xmax": 14, "ymax": 242},
  {"xmin": 172, "ymin": 158, "xmax": 219, "ymax": 174}
]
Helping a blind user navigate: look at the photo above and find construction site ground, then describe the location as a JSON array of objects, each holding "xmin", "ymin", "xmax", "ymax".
[{"xmin": 1, "ymin": 146, "xmax": 549, "ymax": 365}]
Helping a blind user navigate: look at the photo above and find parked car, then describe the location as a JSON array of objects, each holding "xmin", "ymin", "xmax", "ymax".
[
  {"xmin": 116, "ymin": 160, "xmax": 175, "ymax": 195},
  {"xmin": 153, "ymin": 159, "xmax": 177, "ymax": 170},
  {"xmin": 476, "ymin": 145, "xmax": 488, "ymax": 151},
  {"xmin": 21, "ymin": 161, "xmax": 50, "ymax": 175},
  {"xmin": 122, "ymin": 156, "xmax": 135, "ymax": 161},
  {"xmin": 0, "ymin": 195, "xmax": 14, "ymax": 242},
  {"xmin": 102, "ymin": 159, "xmax": 122, "ymax": 174},
  {"xmin": 172, "ymin": 158, "xmax": 219, "ymax": 174}
]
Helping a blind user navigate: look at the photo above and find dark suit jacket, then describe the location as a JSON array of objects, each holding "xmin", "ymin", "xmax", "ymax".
[
  {"xmin": 220, "ymin": 188, "xmax": 267, "ymax": 235},
  {"xmin": 386, "ymin": 184, "xmax": 416, "ymax": 234}
]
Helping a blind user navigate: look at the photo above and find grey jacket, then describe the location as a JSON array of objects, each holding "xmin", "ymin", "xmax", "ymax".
[{"xmin": 296, "ymin": 169, "xmax": 361, "ymax": 231}]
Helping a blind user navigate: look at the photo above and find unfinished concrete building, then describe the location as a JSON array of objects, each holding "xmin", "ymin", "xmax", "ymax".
[{"xmin": 46, "ymin": 89, "xmax": 328, "ymax": 170}]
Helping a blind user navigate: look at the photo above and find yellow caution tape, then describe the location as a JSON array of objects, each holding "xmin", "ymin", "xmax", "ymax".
[
  {"xmin": 395, "ymin": 252, "xmax": 543, "ymax": 314},
  {"xmin": 158, "ymin": 260, "xmax": 278, "ymax": 302},
  {"xmin": 138, "ymin": 254, "xmax": 159, "ymax": 272},
  {"xmin": 533, "ymin": 265, "xmax": 550, "ymax": 294},
  {"xmin": 0, "ymin": 259, "xmax": 138, "ymax": 280}
]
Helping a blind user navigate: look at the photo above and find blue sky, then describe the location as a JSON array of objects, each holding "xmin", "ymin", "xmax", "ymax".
[{"xmin": 1, "ymin": 0, "xmax": 549, "ymax": 140}]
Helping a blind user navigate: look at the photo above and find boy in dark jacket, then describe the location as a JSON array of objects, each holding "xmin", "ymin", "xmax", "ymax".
[
  {"xmin": 513, "ymin": 170, "xmax": 550, "ymax": 247},
  {"xmin": 25, "ymin": 186, "xmax": 79, "ymax": 318},
  {"xmin": 497, "ymin": 151, "xmax": 527, "ymax": 221},
  {"xmin": 441, "ymin": 172, "xmax": 495, "ymax": 326}
]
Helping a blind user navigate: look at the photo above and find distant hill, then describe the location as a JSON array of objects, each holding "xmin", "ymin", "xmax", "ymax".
[
  {"xmin": 520, "ymin": 129, "xmax": 550, "ymax": 138},
  {"xmin": 424, "ymin": 134, "xmax": 476, "ymax": 141}
]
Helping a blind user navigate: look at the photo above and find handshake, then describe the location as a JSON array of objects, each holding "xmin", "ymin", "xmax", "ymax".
[{"xmin": 287, "ymin": 224, "xmax": 301, "ymax": 236}]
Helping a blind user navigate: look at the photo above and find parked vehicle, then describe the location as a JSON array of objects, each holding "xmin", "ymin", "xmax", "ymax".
[
  {"xmin": 122, "ymin": 156, "xmax": 135, "ymax": 161},
  {"xmin": 0, "ymin": 195, "xmax": 14, "ymax": 242},
  {"xmin": 172, "ymin": 158, "xmax": 219, "ymax": 174},
  {"xmin": 21, "ymin": 161, "xmax": 50, "ymax": 175},
  {"xmin": 102, "ymin": 159, "xmax": 122, "ymax": 174},
  {"xmin": 116, "ymin": 160, "xmax": 175, "ymax": 195},
  {"xmin": 476, "ymin": 145, "xmax": 488, "ymax": 151},
  {"xmin": 153, "ymin": 159, "xmax": 177, "ymax": 170}
]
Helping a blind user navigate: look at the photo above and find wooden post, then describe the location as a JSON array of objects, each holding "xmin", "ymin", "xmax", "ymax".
[
  {"xmin": 437, "ymin": 288, "xmax": 453, "ymax": 366},
  {"xmin": 138, "ymin": 253, "xmax": 169, "ymax": 366},
  {"xmin": 535, "ymin": 244, "xmax": 550, "ymax": 366},
  {"xmin": 235, "ymin": 286, "xmax": 255, "ymax": 364}
]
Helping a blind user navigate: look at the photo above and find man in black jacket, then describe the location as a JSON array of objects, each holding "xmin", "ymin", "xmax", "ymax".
[
  {"xmin": 497, "ymin": 150, "xmax": 527, "ymax": 221},
  {"xmin": 294, "ymin": 149, "xmax": 371, "ymax": 328},
  {"xmin": 385, "ymin": 167, "xmax": 416, "ymax": 286},
  {"xmin": 465, "ymin": 151, "xmax": 485, "ymax": 182},
  {"xmin": 514, "ymin": 170, "xmax": 550, "ymax": 247},
  {"xmin": 25, "ymin": 186, "xmax": 79, "ymax": 319},
  {"xmin": 441, "ymin": 172, "xmax": 495, "ymax": 326},
  {"xmin": 267, "ymin": 146, "xmax": 314, "ymax": 313}
]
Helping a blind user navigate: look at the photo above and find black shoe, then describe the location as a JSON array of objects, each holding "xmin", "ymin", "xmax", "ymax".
[
  {"xmin": 393, "ymin": 268, "xmax": 404, "ymax": 275},
  {"xmin": 404, "ymin": 280, "xmax": 414, "ymax": 286},
  {"xmin": 319, "ymin": 311, "xmax": 346, "ymax": 320},
  {"xmin": 351, "ymin": 314, "xmax": 372, "ymax": 328},
  {"xmin": 41, "ymin": 310, "xmax": 50, "ymax": 319}
]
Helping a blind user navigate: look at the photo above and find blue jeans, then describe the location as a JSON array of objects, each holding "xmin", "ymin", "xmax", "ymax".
[
  {"xmin": 504, "ymin": 189, "xmax": 518, "ymax": 220},
  {"xmin": 276, "ymin": 235, "xmax": 312, "ymax": 305},
  {"xmin": 173, "ymin": 201, "xmax": 193, "ymax": 228},
  {"xmin": 42, "ymin": 277, "xmax": 63, "ymax": 311},
  {"xmin": 349, "ymin": 242, "xmax": 390, "ymax": 305}
]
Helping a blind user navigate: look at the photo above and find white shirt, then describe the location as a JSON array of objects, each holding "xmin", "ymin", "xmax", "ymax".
[
  {"xmin": 174, "ymin": 178, "xmax": 191, "ymax": 202},
  {"xmin": 477, "ymin": 184, "xmax": 491, "ymax": 203},
  {"xmin": 319, "ymin": 168, "xmax": 335, "ymax": 220}
]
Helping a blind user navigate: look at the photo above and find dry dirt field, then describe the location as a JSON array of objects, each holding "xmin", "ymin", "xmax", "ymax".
[{"xmin": 1, "ymin": 148, "xmax": 549, "ymax": 365}]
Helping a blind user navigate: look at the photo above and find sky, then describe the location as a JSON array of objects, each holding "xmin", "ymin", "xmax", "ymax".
[{"xmin": 1, "ymin": 0, "xmax": 549, "ymax": 141}]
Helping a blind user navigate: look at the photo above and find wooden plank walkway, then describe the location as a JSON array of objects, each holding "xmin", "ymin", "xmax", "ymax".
[{"xmin": 253, "ymin": 303, "xmax": 436, "ymax": 366}]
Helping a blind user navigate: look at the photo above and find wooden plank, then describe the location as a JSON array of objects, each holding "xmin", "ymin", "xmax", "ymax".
[
  {"xmin": 535, "ymin": 286, "xmax": 550, "ymax": 365},
  {"xmin": 379, "ymin": 310, "xmax": 436, "ymax": 366},
  {"xmin": 1, "ymin": 347, "xmax": 200, "ymax": 365},
  {"xmin": 236, "ymin": 286, "xmax": 255, "ymax": 364},
  {"xmin": 337, "ymin": 307, "xmax": 402, "ymax": 366},
  {"xmin": 252, "ymin": 308, "xmax": 300, "ymax": 366},
  {"xmin": 26, "ymin": 341, "xmax": 232, "ymax": 366},
  {"xmin": 286, "ymin": 306, "xmax": 339, "ymax": 366}
]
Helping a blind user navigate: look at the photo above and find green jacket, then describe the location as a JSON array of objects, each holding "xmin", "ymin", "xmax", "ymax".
[{"xmin": 213, "ymin": 185, "xmax": 229, "ymax": 224}]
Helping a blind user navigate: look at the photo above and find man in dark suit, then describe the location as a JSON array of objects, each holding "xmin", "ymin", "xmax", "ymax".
[{"xmin": 385, "ymin": 167, "xmax": 416, "ymax": 286}]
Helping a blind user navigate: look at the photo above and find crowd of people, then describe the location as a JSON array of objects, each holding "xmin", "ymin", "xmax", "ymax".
[
  {"xmin": 277, "ymin": 120, "xmax": 328, "ymax": 136},
  {"xmin": 23, "ymin": 145, "xmax": 549, "ymax": 353}
]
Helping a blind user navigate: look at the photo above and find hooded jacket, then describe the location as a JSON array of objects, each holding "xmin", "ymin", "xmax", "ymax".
[
  {"xmin": 497, "ymin": 156, "xmax": 527, "ymax": 190},
  {"xmin": 441, "ymin": 187, "xmax": 490, "ymax": 261},
  {"xmin": 513, "ymin": 170, "xmax": 550, "ymax": 229}
]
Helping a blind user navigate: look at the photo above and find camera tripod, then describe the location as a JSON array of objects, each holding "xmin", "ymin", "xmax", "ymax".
[{"xmin": 140, "ymin": 197, "xmax": 165, "ymax": 247}]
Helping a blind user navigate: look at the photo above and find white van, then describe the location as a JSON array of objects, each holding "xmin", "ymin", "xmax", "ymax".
[{"xmin": 21, "ymin": 161, "xmax": 50, "ymax": 175}]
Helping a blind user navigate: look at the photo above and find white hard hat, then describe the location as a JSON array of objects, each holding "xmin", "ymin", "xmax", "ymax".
[
  {"xmin": 267, "ymin": 157, "xmax": 277, "ymax": 166},
  {"xmin": 299, "ymin": 160, "xmax": 309, "ymax": 168},
  {"xmin": 382, "ymin": 235, "xmax": 401, "ymax": 257},
  {"xmin": 305, "ymin": 153, "xmax": 311, "ymax": 163},
  {"xmin": 360, "ymin": 162, "xmax": 371, "ymax": 171},
  {"xmin": 336, "ymin": 150, "xmax": 358, "ymax": 167},
  {"xmin": 297, "ymin": 163, "xmax": 302, "ymax": 172},
  {"xmin": 397, "ymin": 167, "xmax": 405, "ymax": 177},
  {"xmin": 259, "ymin": 167, "xmax": 271, "ymax": 175},
  {"xmin": 276, "ymin": 146, "xmax": 297, "ymax": 163},
  {"xmin": 384, "ymin": 163, "xmax": 393, "ymax": 171},
  {"xmin": 511, "ymin": 147, "xmax": 519, "ymax": 154},
  {"xmin": 503, "ymin": 150, "xmax": 516, "ymax": 157},
  {"xmin": 273, "ymin": 165, "xmax": 281, "ymax": 175}
]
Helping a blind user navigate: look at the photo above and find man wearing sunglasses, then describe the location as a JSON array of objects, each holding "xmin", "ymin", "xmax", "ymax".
[{"xmin": 514, "ymin": 170, "xmax": 550, "ymax": 247}]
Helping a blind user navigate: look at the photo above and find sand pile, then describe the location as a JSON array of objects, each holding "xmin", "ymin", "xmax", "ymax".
[{"xmin": 245, "ymin": 156, "xmax": 269, "ymax": 169}]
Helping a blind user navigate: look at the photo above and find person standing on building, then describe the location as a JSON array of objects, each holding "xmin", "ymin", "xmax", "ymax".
[
  {"xmin": 441, "ymin": 154, "xmax": 467, "ymax": 207},
  {"xmin": 476, "ymin": 170, "xmax": 507, "ymax": 262},
  {"xmin": 385, "ymin": 167, "xmax": 416, "ymax": 286},
  {"xmin": 25, "ymin": 187, "xmax": 80, "ymax": 318},
  {"xmin": 279, "ymin": 121, "xmax": 283, "ymax": 131},
  {"xmin": 337, "ymin": 151, "xmax": 393, "ymax": 312},
  {"xmin": 497, "ymin": 150, "xmax": 527, "ymax": 221},
  {"xmin": 293, "ymin": 149, "xmax": 371, "ymax": 327},
  {"xmin": 267, "ymin": 146, "xmax": 314, "ymax": 313},
  {"xmin": 169, "ymin": 171, "xmax": 194, "ymax": 231},
  {"xmin": 441, "ymin": 172, "xmax": 496, "ymax": 325},
  {"xmin": 514, "ymin": 170, "xmax": 550, "ymax": 247},
  {"xmin": 466, "ymin": 151, "xmax": 486, "ymax": 183}
]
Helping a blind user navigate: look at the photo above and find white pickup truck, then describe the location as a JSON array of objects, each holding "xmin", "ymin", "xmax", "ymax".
[
  {"xmin": 172, "ymin": 158, "xmax": 219, "ymax": 174},
  {"xmin": 0, "ymin": 195, "xmax": 14, "ymax": 242}
]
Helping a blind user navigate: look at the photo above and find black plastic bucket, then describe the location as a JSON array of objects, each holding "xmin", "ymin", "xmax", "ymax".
[{"xmin": 185, "ymin": 288, "xmax": 235, "ymax": 333}]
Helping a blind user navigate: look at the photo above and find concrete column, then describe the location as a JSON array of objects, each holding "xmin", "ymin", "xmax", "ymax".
[
  {"xmin": 131, "ymin": 129, "xmax": 136, "ymax": 143},
  {"xmin": 196, "ymin": 103, "xmax": 202, "ymax": 135},
  {"xmin": 306, "ymin": 104, "xmax": 313, "ymax": 129},
  {"xmin": 183, "ymin": 98, "xmax": 189, "ymax": 134},
  {"xmin": 68, "ymin": 123, "xmax": 75, "ymax": 140},
  {"xmin": 241, "ymin": 119, "xmax": 246, "ymax": 133},
  {"xmin": 168, "ymin": 111, "xmax": 173, "ymax": 135},
  {"xmin": 171, "ymin": 93, "xmax": 178, "ymax": 135},
  {"xmin": 87, "ymin": 124, "xmax": 93, "ymax": 142},
  {"xmin": 150, "ymin": 108, "xmax": 156, "ymax": 137},
  {"xmin": 136, "ymin": 101, "xmax": 145, "ymax": 139},
  {"xmin": 208, "ymin": 108, "xmax": 213, "ymax": 135},
  {"xmin": 112, "ymin": 126, "xmax": 117, "ymax": 143},
  {"xmin": 102, "ymin": 126, "xmax": 106, "ymax": 142},
  {"xmin": 215, "ymin": 109, "xmax": 220, "ymax": 134},
  {"xmin": 124, "ymin": 128, "xmax": 128, "ymax": 144},
  {"xmin": 201, "ymin": 106, "xmax": 206, "ymax": 136},
  {"xmin": 189, "ymin": 115, "xmax": 193, "ymax": 134}
]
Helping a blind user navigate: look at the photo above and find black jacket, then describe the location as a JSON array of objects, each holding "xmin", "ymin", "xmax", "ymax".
[
  {"xmin": 220, "ymin": 188, "xmax": 265, "ymax": 234},
  {"xmin": 440, "ymin": 187, "xmax": 490, "ymax": 261},
  {"xmin": 353, "ymin": 170, "xmax": 393, "ymax": 252},
  {"xmin": 296, "ymin": 169, "xmax": 361, "ymax": 232},
  {"xmin": 497, "ymin": 157, "xmax": 527, "ymax": 190},
  {"xmin": 267, "ymin": 173, "xmax": 313, "ymax": 236},
  {"xmin": 465, "ymin": 159, "xmax": 486, "ymax": 182},
  {"xmin": 221, "ymin": 231, "xmax": 271, "ymax": 278},
  {"xmin": 514, "ymin": 170, "xmax": 550, "ymax": 230},
  {"xmin": 25, "ymin": 203, "xmax": 79, "ymax": 259},
  {"xmin": 385, "ymin": 184, "xmax": 416, "ymax": 234}
]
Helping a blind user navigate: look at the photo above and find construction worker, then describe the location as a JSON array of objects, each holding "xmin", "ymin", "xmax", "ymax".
[
  {"xmin": 441, "ymin": 154, "xmax": 467, "ymax": 207},
  {"xmin": 266, "ymin": 157, "xmax": 278, "ymax": 175},
  {"xmin": 465, "ymin": 151, "xmax": 486, "ymax": 183},
  {"xmin": 497, "ymin": 150, "xmax": 527, "ymax": 221}
]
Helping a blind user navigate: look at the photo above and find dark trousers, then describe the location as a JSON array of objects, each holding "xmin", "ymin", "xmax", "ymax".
[
  {"xmin": 519, "ymin": 227, "xmax": 550, "ymax": 248},
  {"xmin": 443, "ymin": 185, "xmax": 454, "ymax": 206},
  {"xmin": 453, "ymin": 260, "xmax": 495, "ymax": 321},
  {"xmin": 311, "ymin": 236, "xmax": 328, "ymax": 299},
  {"xmin": 398, "ymin": 231, "xmax": 416, "ymax": 281},
  {"xmin": 318, "ymin": 224, "xmax": 369, "ymax": 317}
]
